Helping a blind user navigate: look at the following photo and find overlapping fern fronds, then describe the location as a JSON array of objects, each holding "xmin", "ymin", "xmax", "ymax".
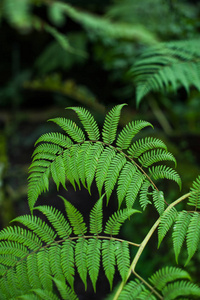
[
  {"xmin": 28, "ymin": 104, "xmax": 181, "ymax": 213},
  {"xmin": 130, "ymin": 39, "xmax": 200, "ymax": 105},
  {"xmin": 0, "ymin": 197, "xmax": 140, "ymax": 298}
]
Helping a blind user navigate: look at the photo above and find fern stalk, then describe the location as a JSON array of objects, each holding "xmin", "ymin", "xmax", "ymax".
[{"xmin": 113, "ymin": 192, "xmax": 191, "ymax": 300}]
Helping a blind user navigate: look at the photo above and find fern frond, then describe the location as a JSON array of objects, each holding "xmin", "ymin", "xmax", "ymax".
[
  {"xmin": 102, "ymin": 240, "xmax": 115, "ymax": 290},
  {"xmin": 127, "ymin": 137, "xmax": 167, "ymax": 158},
  {"xmin": 37, "ymin": 248, "xmax": 52, "ymax": 290},
  {"xmin": 61, "ymin": 197, "xmax": 87, "ymax": 236},
  {"xmin": 172, "ymin": 211, "xmax": 192, "ymax": 263},
  {"xmin": 186, "ymin": 212, "xmax": 200, "ymax": 265},
  {"xmin": 62, "ymin": 149, "xmax": 76, "ymax": 190},
  {"xmin": 61, "ymin": 240, "xmax": 75, "ymax": 289},
  {"xmin": 104, "ymin": 208, "xmax": 140, "ymax": 236},
  {"xmin": 32, "ymin": 288, "xmax": 59, "ymax": 300},
  {"xmin": 118, "ymin": 279, "xmax": 144, "ymax": 299},
  {"xmin": 115, "ymin": 241, "xmax": 130, "ymax": 281},
  {"xmin": 95, "ymin": 147, "xmax": 116, "ymax": 196},
  {"xmin": 116, "ymin": 120, "xmax": 152, "ymax": 150},
  {"xmin": 89, "ymin": 195, "xmax": 104, "ymax": 235},
  {"xmin": 0, "ymin": 241, "xmax": 29, "ymax": 258},
  {"xmin": 51, "ymin": 155, "xmax": 66, "ymax": 190},
  {"xmin": 52, "ymin": 276, "xmax": 78, "ymax": 300},
  {"xmin": 34, "ymin": 205, "xmax": 72, "ymax": 239},
  {"xmin": 187, "ymin": 175, "xmax": 200, "ymax": 209},
  {"xmin": 132, "ymin": 39, "xmax": 200, "ymax": 105},
  {"xmin": 35, "ymin": 132, "xmax": 73, "ymax": 148},
  {"xmin": 117, "ymin": 162, "xmax": 137, "ymax": 209},
  {"xmin": 49, "ymin": 117, "xmax": 85, "ymax": 142},
  {"xmin": 87, "ymin": 238, "xmax": 101, "ymax": 292},
  {"xmin": 32, "ymin": 143, "xmax": 63, "ymax": 157},
  {"xmin": 75, "ymin": 238, "xmax": 88, "ymax": 289},
  {"xmin": 105, "ymin": 153, "xmax": 126, "ymax": 203},
  {"xmin": 49, "ymin": 245, "xmax": 64, "ymax": 281},
  {"xmin": 158, "ymin": 207, "xmax": 177, "ymax": 247},
  {"xmin": 162, "ymin": 280, "xmax": 200, "ymax": 299},
  {"xmin": 139, "ymin": 180, "xmax": 152, "ymax": 210},
  {"xmin": 77, "ymin": 141, "xmax": 92, "ymax": 188},
  {"xmin": 68, "ymin": 107, "xmax": 100, "ymax": 140},
  {"xmin": 27, "ymin": 253, "xmax": 42, "ymax": 289},
  {"xmin": 152, "ymin": 190, "xmax": 165, "ymax": 215},
  {"xmin": 149, "ymin": 165, "xmax": 182, "ymax": 189},
  {"xmin": 102, "ymin": 104, "xmax": 127, "ymax": 144},
  {"xmin": 68, "ymin": 145, "xmax": 81, "ymax": 189},
  {"xmin": 138, "ymin": 149, "xmax": 176, "ymax": 168},
  {"xmin": 125, "ymin": 172, "xmax": 145, "ymax": 209},
  {"xmin": 149, "ymin": 267, "xmax": 191, "ymax": 291},
  {"xmin": 11, "ymin": 215, "xmax": 56, "ymax": 244}
]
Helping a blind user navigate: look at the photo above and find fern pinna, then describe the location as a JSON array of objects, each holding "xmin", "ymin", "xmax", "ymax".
[{"xmin": 28, "ymin": 103, "xmax": 181, "ymax": 213}]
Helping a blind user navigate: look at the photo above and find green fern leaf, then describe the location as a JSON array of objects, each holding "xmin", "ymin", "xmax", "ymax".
[
  {"xmin": 0, "ymin": 241, "xmax": 29, "ymax": 258},
  {"xmin": 61, "ymin": 240, "xmax": 75, "ymax": 289},
  {"xmin": 158, "ymin": 207, "xmax": 178, "ymax": 247},
  {"xmin": 77, "ymin": 142, "xmax": 92, "ymax": 188},
  {"xmin": 27, "ymin": 253, "xmax": 42, "ymax": 289},
  {"xmin": 52, "ymin": 277, "xmax": 78, "ymax": 300},
  {"xmin": 32, "ymin": 143, "xmax": 62, "ymax": 157},
  {"xmin": 32, "ymin": 288, "xmax": 59, "ymax": 300},
  {"xmin": 11, "ymin": 215, "xmax": 56, "ymax": 244},
  {"xmin": 139, "ymin": 180, "xmax": 152, "ymax": 210},
  {"xmin": 75, "ymin": 238, "xmax": 88, "ymax": 290},
  {"xmin": 105, "ymin": 153, "xmax": 126, "ymax": 203},
  {"xmin": 116, "ymin": 120, "xmax": 152, "ymax": 150},
  {"xmin": 104, "ymin": 208, "xmax": 140, "ymax": 236},
  {"xmin": 68, "ymin": 145, "xmax": 81, "ymax": 189},
  {"xmin": 87, "ymin": 238, "xmax": 101, "ymax": 292},
  {"xmin": 118, "ymin": 279, "xmax": 144, "ymax": 299},
  {"xmin": 149, "ymin": 165, "xmax": 181, "ymax": 189},
  {"xmin": 37, "ymin": 248, "xmax": 52, "ymax": 291},
  {"xmin": 34, "ymin": 206, "xmax": 72, "ymax": 239},
  {"xmin": 85, "ymin": 142, "xmax": 103, "ymax": 194},
  {"xmin": 51, "ymin": 155, "xmax": 66, "ymax": 190},
  {"xmin": 172, "ymin": 211, "xmax": 192, "ymax": 263},
  {"xmin": 102, "ymin": 104, "xmax": 127, "ymax": 144},
  {"xmin": 61, "ymin": 197, "xmax": 87, "ymax": 236},
  {"xmin": 89, "ymin": 195, "xmax": 104, "ymax": 235},
  {"xmin": 152, "ymin": 190, "xmax": 165, "ymax": 215},
  {"xmin": 49, "ymin": 117, "xmax": 85, "ymax": 142},
  {"xmin": 162, "ymin": 280, "xmax": 200, "ymax": 300},
  {"xmin": 115, "ymin": 241, "xmax": 130, "ymax": 281},
  {"xmin": 186, "ymin": 212, "xmax": 200, "ymax": 265},
  {"xmin": 138, "ymin": 149, "xmax": 176, "ymax": 168},
  {"xmin": 62, "ymin": 149, "xmax": 76, "ymax": 190},
  {"xmin": 127, "ymin": 137, "xmax": 167, "ymax": 158},
  {"xmin": 149, "ymin": 267, "xmax": 191, "ymax": 291},
  {"xmin": 49, "ymin": 245, "xmax": 64, "ymax": 281},
  {"xmin": 102, "ymin": 240, "xmax": 115, "ymax": 290},
  {"xmin": 187, "ymin": 175, "xmax": 200, "ymax": 209},
  {"xmin": 68, "ymin": 107, "xmax": 100, "ymax": 140},
  {"xmin": 35, "ymin": 132, "xmax": 73, "ymax": 148},
  {"xmin": 117, "ymin": 162, "xmax": 137, "ymax": 209},
  {"xmin": 95, "ymin": 147, "xmax": 116, "ymax": 196},
  {"xmin": 125, "ymin": 172, "xmax": 145, "ymax": 209}
]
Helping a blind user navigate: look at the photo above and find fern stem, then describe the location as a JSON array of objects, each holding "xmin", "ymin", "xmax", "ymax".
[
  {"xmin": 133, "ymin": 270, "xmax": 163, "ymax": 299},
  {"xmin": 113, "ymin": 192, "xmax": 191, "ymax": 299}
]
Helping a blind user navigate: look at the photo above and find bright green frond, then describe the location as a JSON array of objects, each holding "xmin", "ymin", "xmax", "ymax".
[
  {"xmin": 32, "ymin": 152, "xmax": 57, "ymax": 162},
  {"xmin": 32, "ymin": 143, "xmax": 63, "ymax": 157},
  {"xmin": 61, "ymin": 197, "xmax": 87, "ymax": 236},
  {"xmin": 62, "ymin": 149, "xmax": 76, "ymax": 189},
  {"xmin": 162, "ymin": 280, "xmax": 200, "ymax": 300},
  {"xmin": 0, "ymin": 241, "xmax": 29, "ymax": 259},
  {"xmin": 77, "ymin": 142, "xmax": 92, "ymax": 188},
  {"xmin": 186, "ymin": 212, "xmax": 200, "ymax": 265},
  {"xmin": 87, "ymin": 238, "xmax": 101, "ymax": 292},
  {"xmin": 149, "ymin": 165, "xmax": 182, "ymax": 189},
  {"xmin": 52, "ymin": 277, "xmax": 78, "ymax": 300},
  {"xmin": 102, "ymin": 104, "xmax": 127, "ymax": 144},
  {"xmin": 104, "ymin": 208, "xmax": 140, "ymax": 236},
  {"xmin": 127, "ymin": 137, "xmax": 167, "ymax": 158},
  {"xmin": 37, "ymin": 248, "xmax": 52, "ymax": 291},
  {"xmin": 187, "ymin": 175, "xmax": 200, "ymax": 209},
  {"xmin": 51, "ymin": 154, "xmax": 66, "ymax": 190},
  {"xmin": 11, "ymin": 215, "xmax": 56, "ymax": 244},
  {"xmin": 68, "ymin": 107, "xmax": 100, "ymax": 140},
  {"xmin": 138, "ymin": 149, "xmax": 176, "ymax": 168},
  {"xmin": 68, "ymin": 145, "xmax": 81, "ymax": 189},
  {"xmin": 118, "ymin": 279, "xmax": 145, "ymax": 299},
  {"xmin": 172, "ymin": 211, "xmax": 192, "ymax": 263},
  {"xmin": 32, "ymin": 288, "xmax": 59, "ymax": 300},
  {"xmin": 116, "ymin": 120, "xmax": 153, "ymax": 150},
  {"xmin": 49, "ymin": 117, "xmax": 85, "ymax": 142},
  {"xmin": 105, "ymin": 153, "xmax": 126, "ymax": 203},
  {"xmin": 152, "ymin": 190, "xmax": 165, "ymax": 215},
  {"xmin": 125, "ymin": 172, "xmax": 145, "ymax": 209},
  {"xmin": 149, "ymin": 267, "xmax": 191, "ymax": 291},
  {"xmin": 61, "ymin": 240, "xmax": 75, "ymax": 289},
  {"xmin": 35, "ymin": 132, "xmax": 73, "ymax": 148},
  {"xmin": 89, "ymin": 195, "xmax": 104, "ymax": 235},
  {"xmin": 158, "ymin": 207, "xmax": 177, "ymax": 247},
  {"xmin": 102, "ymin": 240, "xmax": 115, "ymax": 290},
  {"xmin": 75, "ymin": 238, "xmax": 88, "ymax": 289},
  {"xmin": 27, "ymin": 253, "xmax": 42, "ymax": 289},
  {"xmin": 115, "ymin": 241, "xmax": 130, "ymax": 281},
  {"xmin": 139, "ymin": 180, "xmax": 152, "ymax": 210},
  {"xmin": 117, "ymin": 162, "xmax": 137, "ymax": 209},
  {"xmin": 34, "ymin": 205, "xmax": 72, "ymax": 238},
  {"xmin": 95, "ymin": 147, "xmax": 116, "ymax": 196}
]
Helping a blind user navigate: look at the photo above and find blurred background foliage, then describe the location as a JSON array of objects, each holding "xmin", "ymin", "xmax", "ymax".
[{"xmin": 0, "ymin": 0, "xmax": 200, "ymax": 299}]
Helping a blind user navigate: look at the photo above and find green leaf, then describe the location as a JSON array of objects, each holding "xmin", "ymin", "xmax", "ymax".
[
  {"xmin": 89, "ymin": 195, "xmax": 104, "ymax": 235},
  {"xmin": 187, "ymin": 175, "xmax": 200, "ymax": 209},
  {"xmin": 158, "ymin": 207, "xmax": 178, "ymax": 247},
  {"xmin": 87, "ymin": 238, "xmax": 101, "ymax": 292},
  {"xmin": 115, "ymin": 241, "xmax": 130, "ymax": 281},
  {"xmin": 152, "ymin": 190, "xmax": 165, "ymax": 215},
  {"xmin": 102, "ymin": 240, "xmax": 115, "ymax": 290},
  {"xmin": 75, "ymin": 238, "xmax": 88, "ymax": 290},
  {"xmin": 186, "ymin": 212, "xmax": 200, "ymax": 265}
]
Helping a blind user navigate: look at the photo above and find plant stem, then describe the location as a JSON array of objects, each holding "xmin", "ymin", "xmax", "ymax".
[{"xmin": 113, "ymin": 192, "xmax": 191, "ymax": 300}]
